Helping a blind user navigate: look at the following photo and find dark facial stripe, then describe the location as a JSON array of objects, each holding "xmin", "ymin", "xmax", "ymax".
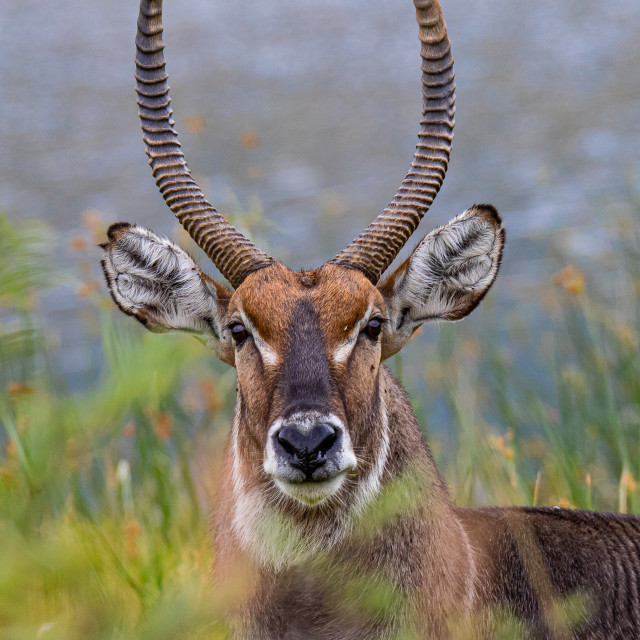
[{"xmin": 280, "ymin": 298, "xmax": 331, "ymax": 417}]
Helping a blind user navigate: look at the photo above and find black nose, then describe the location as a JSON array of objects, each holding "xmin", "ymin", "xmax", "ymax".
[{"xmin": 276, "ymin": 423, "xmax": 338, "ymax": 479}]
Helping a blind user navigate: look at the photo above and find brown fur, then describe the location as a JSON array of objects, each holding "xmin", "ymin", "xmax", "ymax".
[
  {"xmin": 104, "ymin": 0, "xmax": 639, "ymax": 634},
  {"xmin": 101, "ymin": 224, "xmax": 640, "ymax": 638},
  {"xmin": 208, "ymin": 263, "xmax": 640, "ymax": 640}
]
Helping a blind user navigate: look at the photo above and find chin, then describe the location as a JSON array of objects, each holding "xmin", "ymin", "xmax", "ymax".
[{"xmin": 274, "ymin": 473, "xmax": 347, "ymax": 507}]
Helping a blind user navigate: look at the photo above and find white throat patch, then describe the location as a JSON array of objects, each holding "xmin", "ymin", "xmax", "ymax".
[
  {"xmin": 231, "ymin": 410, "xmax": 349, "ymax": 569},
  {"xmin": 230, "ymin": 400, "xmax": 391, "ymax": 569}
]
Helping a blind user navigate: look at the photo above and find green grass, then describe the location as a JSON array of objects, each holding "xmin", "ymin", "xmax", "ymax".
[{"xmin": 0, "ymin": 198, "xmax": 639, "ymax": 637}]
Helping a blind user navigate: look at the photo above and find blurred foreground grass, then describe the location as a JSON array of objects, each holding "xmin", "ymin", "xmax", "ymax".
[{"xmin": 0, "ymin": 200, "xmax": 639, "ymax": 638}]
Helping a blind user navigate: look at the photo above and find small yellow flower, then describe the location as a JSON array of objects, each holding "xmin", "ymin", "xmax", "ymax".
[
  {"xmin": 617, "ymin": 324, "xmax": 639, "ymax": 350},
  {"xmin": 199, "ymin": 379, "xmax": 222, "ymax": 413},
  {"xmin": 551, "ymin": 264, "xmax": 586, "ymax": 295},
  {"xmin": 240, "ymin": 130, "xmax": 260, "ymax": 148},
  {"xmin": 124, "ymin": 520, "xmax": 142, "ymax": 558},
  {"xmin": 7, "ymin": 382, "xmax": 35, "ymax": 401},
  {"xmin": 184, "ymin": 115, "xmax": 206, "ymax": 133},
  {"xmin": 622, "ymin": 471, "xmax": 638, "ymax": 493},
  {"xmin": 6, "ymin": 440, "xmax": 17, "ymax": 458},
  {"xmin": 78, "ymin": 281, "xmax": 99, "ymax": 298},
  {"xmin": 123, "ymin": 421, "xmax": 136, "ymax": 438},
  {"xmin": 152, "ymin": 413, "xmax": 172, "ymax": 441},
  {"xmin": 82, "ymin": 208, "xmax": 103, "ymax": 232},
  {"xmin": 494, "ymin": 435, "xmax": 514, "ymax": 460},
  {"xmin": 70, "ymin": 235, "xmax": 87, "ymax": 251}
]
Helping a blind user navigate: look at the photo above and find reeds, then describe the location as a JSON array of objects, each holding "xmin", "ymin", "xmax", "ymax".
[{"xmin": 0, "ymin": 195, "xmax": 638, "ymax": 637}]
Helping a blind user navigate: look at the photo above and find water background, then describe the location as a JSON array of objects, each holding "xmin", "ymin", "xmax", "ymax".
[{"xmin": 1, "ymin": 0, "xmax": 639, "ymax": 388}]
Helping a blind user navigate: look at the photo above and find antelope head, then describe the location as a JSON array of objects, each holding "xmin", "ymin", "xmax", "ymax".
[{"xmin": 102, "ymin": 0, "xmax": 504, "ymax": 516}]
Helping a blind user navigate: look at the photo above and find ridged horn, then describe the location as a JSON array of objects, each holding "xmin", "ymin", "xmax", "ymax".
[
  {"xmin": 330, "ymin": 0, "xmax": 455, "ymax": 284},
  {"xmin": 135, "ymin": 0, "xmax": 274, "ymax": 289}
]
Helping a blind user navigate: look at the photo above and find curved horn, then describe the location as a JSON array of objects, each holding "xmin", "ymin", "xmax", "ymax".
[
  {"xmin": 135, "ymin": 0, "xmax": 274, "ymax": 289},
  {"xmin": 330, "ymin": 0, "xmax": 455, "ymax": 284}
]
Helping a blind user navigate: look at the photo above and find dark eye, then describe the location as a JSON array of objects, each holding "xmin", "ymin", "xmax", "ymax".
[
  {"xmin": 231, "ymin": 323, "xmax": 249, "ymax": 345},
  {"xmin": 362, "ymin": 318, "xmax": 383, "ymax": 341}
]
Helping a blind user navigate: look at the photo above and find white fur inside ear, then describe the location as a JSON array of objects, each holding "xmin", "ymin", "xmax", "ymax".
[
  {"xmin": 389, "ymin": 205, "xmax": 504, "ymax": 333},
  {"xmin": 101, "ymin": 224, "xmax": 226, "ymax": 337}
]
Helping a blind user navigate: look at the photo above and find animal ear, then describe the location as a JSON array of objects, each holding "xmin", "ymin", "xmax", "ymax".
[
  {"xmin": 377, "ymin": 205, "xmax": 505, "ymax": 360},
  {"xmin": 101, "ymin": 223, "xmax": 235, "ymax": 365}
]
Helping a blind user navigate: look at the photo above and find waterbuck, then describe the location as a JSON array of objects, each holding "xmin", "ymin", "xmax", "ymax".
[{"xmin": 101, "ymin": 0, "xmax": 640, "ymax": 637}]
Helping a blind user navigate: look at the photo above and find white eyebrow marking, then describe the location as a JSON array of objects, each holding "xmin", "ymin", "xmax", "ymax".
[
  {"xmin": 240, "ymin": 314, "xmax": 280, "ymax": 367},
  {"xmin": 332, "ymin": 327, "xmax": 360, "ymax": 364},
  {"xmin": 331, "ymin": 303, "xmax": 375, "ymax": 364}
]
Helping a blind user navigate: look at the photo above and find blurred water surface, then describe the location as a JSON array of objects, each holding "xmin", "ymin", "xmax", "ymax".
[{"xmin": 0, "ymin": 0, "xmax": 639, "ymax": 385}]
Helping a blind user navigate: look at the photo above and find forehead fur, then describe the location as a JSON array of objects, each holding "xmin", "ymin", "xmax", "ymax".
[{"xmin": 231, "ymin": 263, "xmax": 383, "ymax": 344}]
